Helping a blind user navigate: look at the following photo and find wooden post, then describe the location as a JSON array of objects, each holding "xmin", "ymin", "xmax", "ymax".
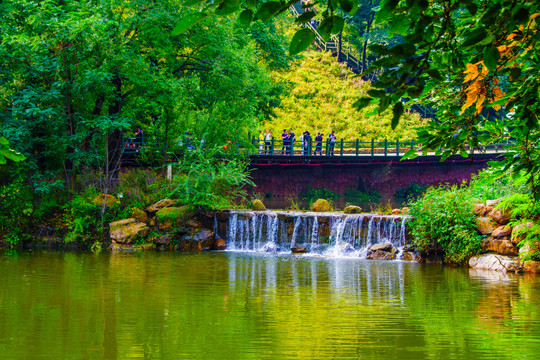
[
  {"xmin": 371, "ymin": 139, "xmax": 374, "ymax": 156},
  {"xmin": 356, "ymin": 139, "xmax": 359, "ymax": 156},
  {"xmin": 271, "ymin": 137, "xmax": 274, "ymax": 155},
  {"xmin": 384, "ymin": 139, "xmax": 388, "ymax": 156},
  {"xmin": 340, "ymin": 139, "xmax": 344, "ymax": 156},
  {"xmin": 396, "ymin": 139, "xmax": 400, "ymax": 156}
]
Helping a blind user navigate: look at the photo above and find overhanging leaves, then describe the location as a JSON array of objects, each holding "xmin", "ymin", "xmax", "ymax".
[
  {"xmin": 289, "ymin": 28, "xmax": 316, "ymax": 56},
  {"xmin": 172, "ymin": 13, "xmax": 208, "ymax": 35}
]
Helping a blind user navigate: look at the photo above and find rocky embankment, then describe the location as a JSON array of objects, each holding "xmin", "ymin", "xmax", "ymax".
[{"xmin": 469, "ymin": 199, "xmax": 540, "ymax": 273}]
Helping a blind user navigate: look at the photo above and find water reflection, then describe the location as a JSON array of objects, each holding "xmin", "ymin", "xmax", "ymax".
[{"xmin": 1, "ymin": 251, "xmax": 539, "ymax": 359}]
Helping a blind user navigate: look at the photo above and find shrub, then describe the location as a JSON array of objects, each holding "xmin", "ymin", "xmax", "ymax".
[{"xmin": 408, "ymin": 184, "xmax": 482, "ymax": 264}]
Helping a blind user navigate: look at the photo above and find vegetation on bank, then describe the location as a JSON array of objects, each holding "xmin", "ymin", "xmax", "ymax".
[{"xmin": 407, "ymin": 169, "xmax": 540, "ymax": 264}]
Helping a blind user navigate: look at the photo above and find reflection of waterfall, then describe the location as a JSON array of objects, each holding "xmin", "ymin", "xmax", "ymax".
[{"xmin": 217, "ymin": 211, "xmax": 410, "ymax": 258}]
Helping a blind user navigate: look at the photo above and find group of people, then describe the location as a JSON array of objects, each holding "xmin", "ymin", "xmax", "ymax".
[{"xmin": 258, "ymin": 129, "xmax": 337, "ymax": 155}]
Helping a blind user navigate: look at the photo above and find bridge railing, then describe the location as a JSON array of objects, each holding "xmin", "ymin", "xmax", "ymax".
[{"xmin": 251, "ymin": 137, "xmax": 514, "ymax": 157}]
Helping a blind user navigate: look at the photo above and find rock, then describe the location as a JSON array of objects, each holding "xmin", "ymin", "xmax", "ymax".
[
  {"xmin": 391, "ymin": 208, "xmax": 401, "ymax": 215},
  {"xmin": 481, "ymin": 236, "xmax": 518, "ymax": 256},
  {"xmin": 93, "ymin": 194, "xmax": 118, "ymax": 207},
  {"xmin": 149, "ymin": 218, "xmax": 156, "ymax": 227},
  {"xmin": 391, "ymin": 247, "xmax": 398, "ymax": 255},
  {"xmin": 474, "ymin": 203, "xmax": 487, "ymax": 216},
  {"xmin": 401, "ymin": 207, "xmax": 410, "ymax": 215},
  {"xmin": 178, "ymin": 228, "xmax": 215, "ymax": 251},
  {"xmin": 369, "ymin": 242, "xmax": 392, "ymax": 252},
  {"xmin": 336, "ymin": 241, "xmax": 355, "ymax": 254},
  {"xmin": 476, "ymin": 217, "xmax": 496, "ymax": 235},
  {"xmin": 367, "ymin": 250, "xmax": 396, "ymax": 260},
  {"xmin": 344, "ymin": 205, "xmax": 362, "ymax": 214},
  {"xmin": 147, "ymin": 199, "xmax": 176, "ymax": 213},
  {"xmin": 511, "ymin": 221, "xmax": 534, "ymax": 245},
  {"xmin": 291, "ymin": 246, "xmax": 307, "ymax": 254},
  {"xmin": 215, "ymin": 238, "xmax": 227, "ymax": 250},
  {"xmin": 403, "ymin": 251, "xmax": 422, "ymax": 262},
  {"xmin": 486, "ymin": 199, "xmax": 501, "ymax": 207},
  {"xmin": 131, "ymin": 208, "xmax": 148, "ymax": 223},
  {"xmin": 110, "ymin": 243, "xmax": 135, "ymax": 252},
  {"xmin": 156, "ymin": 206, "xmax": 195, "ymax": 232},
  {"xmin": 252, "ymin": 199, "xmax": 267, "ymax": 211},
  {"xmin": 311, "ymin": 199, "xmax": 330, "ymax": 212},
  {"xmin": 154, "ymin": 234, "xmax": 172, "ymax": 245},
  {"xmin": 109, "ymin": 218, "xmax": 149, "ymax": 244},
  {"xmin": 316, "ymin": 215, "xmax": 331, "ymax": 223},
  {"xmin": 519, "ymin": 241, "xmax": 540, "ymax": 259},
  {"xmin": 188, "ymin": 219, "xmax": 202, "ymax": 229},
  {"xmin": 134, "ymin": 243, "xmax": 156, "ymax": 251},
  {"xmin": 469, "ymin": 254, "xmax": 521, "ymax": 273},
  {"xmin": 216, "ymin": 211, "xmax": 230, "ymax": 222},
  {"xmin": 489, "ymin": 208, "xmax": 511, "ymax": 225},
  {"xmin": 492, "ymin": 225, "xmax": 512, "ymax": 238},
  {"xmin": 522, "ymin": 260, "xmax": 540, "ymax": 273}
]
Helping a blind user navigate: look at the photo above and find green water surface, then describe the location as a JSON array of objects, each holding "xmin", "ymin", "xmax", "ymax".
[{"xmin": 1, "ymin": 250, "xmax": 539, "ymax": 359}]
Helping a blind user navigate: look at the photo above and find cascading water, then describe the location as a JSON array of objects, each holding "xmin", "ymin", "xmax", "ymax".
[{"xmin": 217, "ymin": 210, "xmax": 410, "ymax": 258}]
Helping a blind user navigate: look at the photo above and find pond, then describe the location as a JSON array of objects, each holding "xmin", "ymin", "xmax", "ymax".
[{"xmin": 1, "ymin": 250, "xmax": 539, "ymax": 359}]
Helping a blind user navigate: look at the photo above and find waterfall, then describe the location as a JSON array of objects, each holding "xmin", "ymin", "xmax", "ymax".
[{"xmin": 218, "ymin": 210, "xmax": 409, "ymax": 258}]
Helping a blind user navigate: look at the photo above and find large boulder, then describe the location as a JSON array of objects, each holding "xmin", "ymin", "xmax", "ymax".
[
  {"xmin": 489, "ymin": 208, "xmax": 511, "ymax": 225},
  {"xmin": 311, "ymin": 199, "xmax": 330, "ymax": 212},
  {"xmin": 131, "ymin": 208, "xmax": 148, "ymax": 223},
  {"xmin": 367, "ymin": 250, "xmax": 396, "ymax": 261},
  {"xmin": 109, "ymin": 218, "xmax": 149, "ymax": 244},
  {"xmin": 252, "ymin": 199, "xmax": 267, "ymax": 211},
  {"xmin": 469, "ymin": 254, "xmax": 521, "ymax": 273},
  {"xmin": 94, "ymin": 194, "xmax": 118, "ymax": 207},
  {"xmin": 369, "ymin": 243, "xmax": 392, "ymax": 252},
  {"xmin": 402, "ymin": 251, "xmax": 422, "ymax": 262},
  {"xmin": 391, "ymin": 208, "xmax": 401, "ymax": 215},
  {"xmin": 476, "ymin": 217, "xmax": 496, "ymax": 235},
  {"xmin": 344, "ymin": 205, "xmax": 362, "ymax": 214},
  {"xmin": 480, "ymin": 236, "xmax": 518, "ymax": 256},
  {"xmin": 522, "ymin": 260, "xmax": 540, "ymax": 273},
  {"xmin": 156, "ymin": 206, "xmax": 195, "ymax": 231},
  {"xmin": 178, "ymin": 228, "xmax": 215, "ymax": 251},
  {"xmin": 474, "ymin": 203, "xmax": 487, "ymax": 216},
  {"xmin": 519, "ymin": 241, "xmax": 540, "ymax": 259},
  {"xmin": 511, "ymin": 221, "xmax": 534, "ymax": 245},
  {"xmin": 147, "ymin": 199, "xmax": 176, "ymax": 213},
  {"xmin": 492, "ymin": 225, "xmax": 512, "ymax": 238},
  {"xmin": 215, "ymin": 238, "xmax": 227, "ymax": 250}
]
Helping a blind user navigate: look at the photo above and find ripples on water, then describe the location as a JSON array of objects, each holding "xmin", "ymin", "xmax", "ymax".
[{"xmin": 1, "ymin": 250, "xmax": 539, "ymax": 359}]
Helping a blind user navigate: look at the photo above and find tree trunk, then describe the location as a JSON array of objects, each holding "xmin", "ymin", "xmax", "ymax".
[
  {"xmin": 106, "ymin": 74, "xmax": 123, "ymax": 190},
  {"xmin": 362, "ymin": 1, "xmax": 375, "ymax": 73}
]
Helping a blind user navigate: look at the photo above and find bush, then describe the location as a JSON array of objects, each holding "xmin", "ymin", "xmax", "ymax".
[
  {"xmin": 0, "ymin": 181, "xmax": 33, "ymax": 245},
  {"xmin": 408, "ymin": 184, "xmax": 482, "ymax": 264}
]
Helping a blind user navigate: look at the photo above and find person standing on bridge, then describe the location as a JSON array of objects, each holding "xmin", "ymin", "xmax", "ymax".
[
  {"xmin": 264, "ymin": 129, "xmax": 272, "ymax": 154},
  {"xmin": 288, "ymin": 128, "xmax": 296, "ymax": 155},
  {"xmin": 281, "ymin": 129, "xmax": 288, "ymax": 155},
  {"xmin": 258, "ymin": 130, "xmax": 265, "ymax": 154},
  {"xmin": 315, "ymin": 132, "xmax": 323, "ymax": 155},
  {"xmin": 328, "ymin": 130, "xmax": 336, "ymax": 155}
]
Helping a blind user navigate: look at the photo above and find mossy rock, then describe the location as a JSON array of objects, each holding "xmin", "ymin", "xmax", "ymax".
[
  {"xmin": 156, "ymin": 206, "xmax": 195, "ymax": 232},
  {"xmin": 252, "ymin": 199, "xmax": 267, "ymax": 211},
  {"xmin": 344, "ymin": 205, "xmax": 362, "ymax": 214},
  {"xmin": 93, "ymin": 194, "xmax": 118, "ymax": 207},
  {"xmin": 147, "ymin": 199, "xmax": 176, "ymax": 213},
  {"xmin": 109, "ymin": 218, "xmax": 149, "ymax": 244},
  {"xmin": 311, "ymin": 199, "xmax": 330, "ymax": 212},
  {"xmin": 131, "ymin": 208, "xmax": 148, "ymax": 223}
]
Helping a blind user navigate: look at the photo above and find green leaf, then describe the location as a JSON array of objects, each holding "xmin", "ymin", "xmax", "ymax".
[
  {"xmin": 339, "ymin": 0, "xmax": 359, "ymax": 15},
  {"xmin": 238, "ymin": 10, "xmax": 253, "ymax": 27},
  {"xmin": 483, "ymin": 46, "xmax": 500, "ymax": 71},
  {"xmin": 183, "ymin": 0, "xmax": 208, "ymax": 5},
  {"xmin": 459, "ymin": 149, "xmax": 469, "ymax": 158},
  {"xmin": 295, "ymin": 11, "xmax": 316, "ymax": 24},
  {"xmin": 401, "ymin": 148, "xmax": 419, "ymax": 160},
  {"xmin": 214, "ymin": 0, "xmax": 241, "ymax": 16},
  {"xmin": 0, "ymin": 137, "xmax": 25, "ymax": 165},
  {"xmin": 254, "ymin": 1, "xmax": 282, "ymax": 21},
  {"xmin": 509, "ymin": 67, "xmax": 522, "ymax": 82},
  {"xmin": 317, "ymin": 16, "xmax": 345, "ymax": 42},
  {"xmin": 289, "ymin": 28, "xmax": 316, "ymax": 56},
  {"xmin": 172, "ymin": 13, "xmax": 208, "ymax": 35},
  {"xmin": 391, "ymin": 102, "xmax": 404, "ymax": 130},
  {"xmin": 462, "ymin": 27, "xmax": 488, "ymax": 48},
  {"xmin": 367, "ymin": 89, "xmax": 386, "ymax": 98},
  {"xmin": 379, "ymin": 0, "xmax": 399, "ymax": 19},
  {"xmin": 246, "ymin": 0, "xmax": 258, "ymax": 9},
  {"xmin": 426, "ymin": 69, "xmax": 443, "ymax": 81},
  {"xmin": 352, "ymin": 97, "xmax": 374, "ymax": 111}
]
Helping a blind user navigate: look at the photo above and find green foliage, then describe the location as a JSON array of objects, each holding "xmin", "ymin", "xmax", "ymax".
[
  {"xmin": 64, "ymin": 187, "xmax": 120, "ymax": 243},
  {"xmin": 394, "ymin": 182, "xmax": 427, "ymax": 201},
  {"xmin": 408, "ymin": 184, "xmax": 483, "ymax": 264},
  {"xmin": 170, "ymin": 147, "xmax": 255, "ymax": 210},
  {"xmin": 0, "ymin": 137, "xmax": 25, "ymax": 165},
  {"xmin": 344, "ymin": 188, "xmax": 381, "ymax": 203},
  {"xmin": 300, "ymin": 184, "xmax": 341, "ymax": 205},
  {"xmin": 0, "ymin": 181, "xmax": 33, "ymax": 245},
  {"xmin": 265, "ymin": 51, "xmax": 426, "ymax": 140}
]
